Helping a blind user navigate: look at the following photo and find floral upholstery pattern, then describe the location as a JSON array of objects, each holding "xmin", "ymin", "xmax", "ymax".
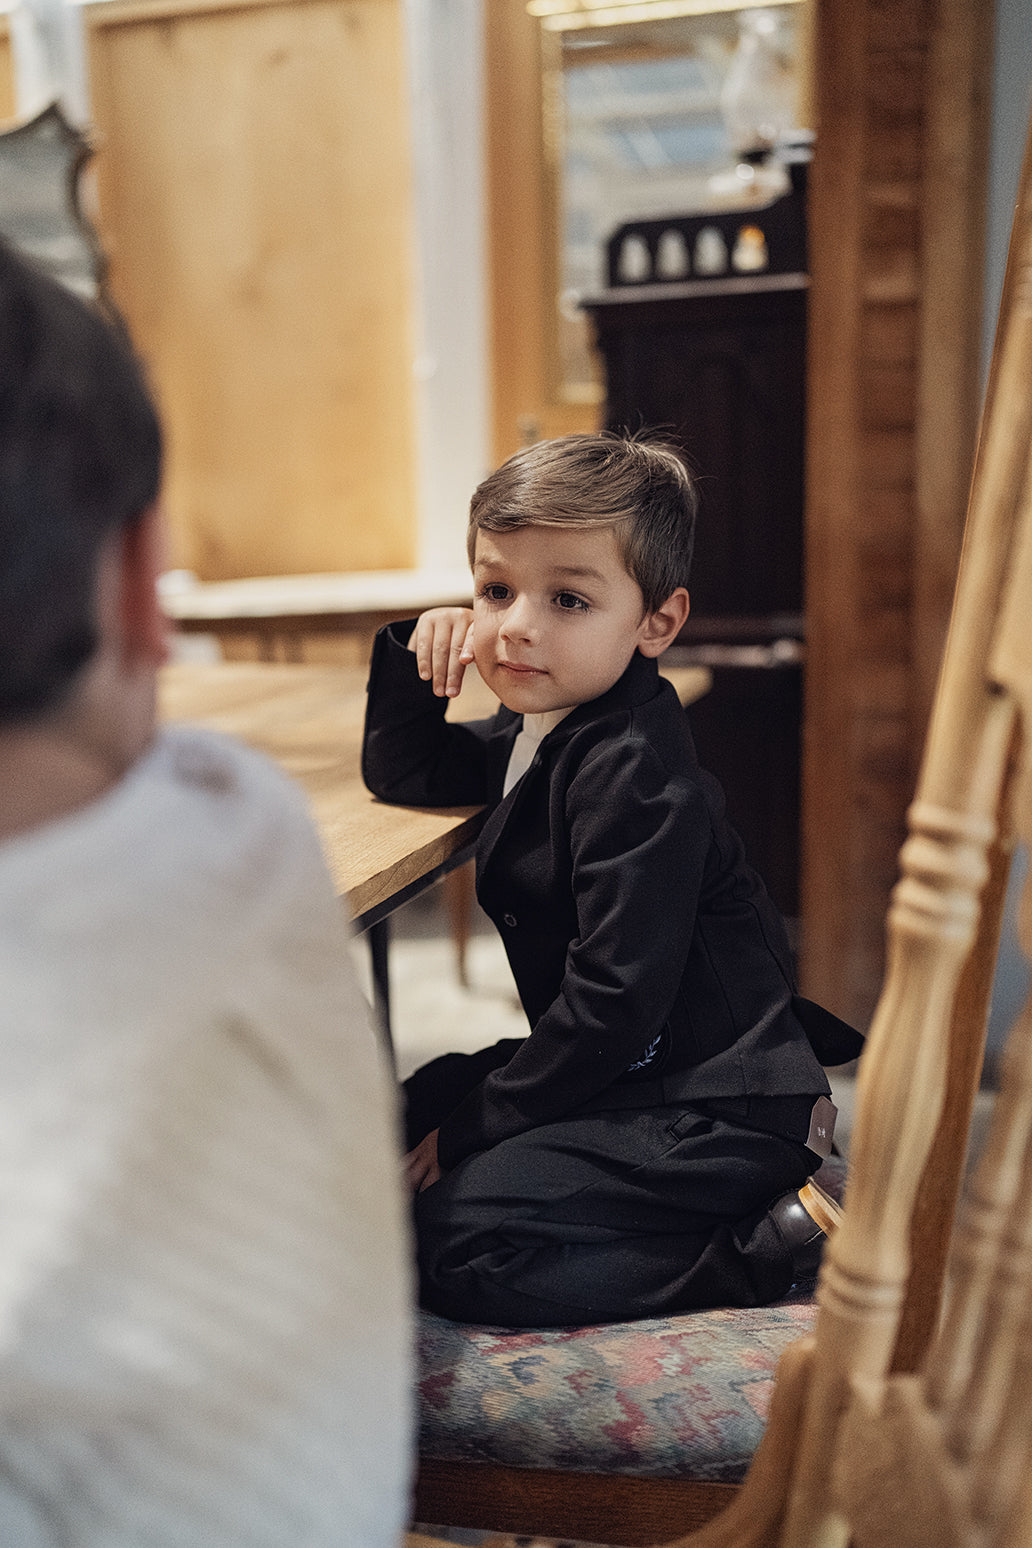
[{"xmin": 417, "ymin": 1158, "xmax": 846, "ymax": 1485}]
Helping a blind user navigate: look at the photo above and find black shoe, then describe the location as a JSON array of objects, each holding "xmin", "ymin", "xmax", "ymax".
[{"xmin": 769, "ymin": 1188, "xmax": 827, "ymax": 1282}]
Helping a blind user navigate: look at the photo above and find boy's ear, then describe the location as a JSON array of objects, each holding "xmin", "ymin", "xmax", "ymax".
[
  {"xmin": 638, "ymin": 587, "xmax": 690, "ymax": 658},
  {"xmin": 117, "ymin": 502, "xmax": 171, "ymax": 668}
]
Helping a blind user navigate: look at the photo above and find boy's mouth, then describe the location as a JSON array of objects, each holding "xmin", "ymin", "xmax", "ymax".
[{"xmin": 498, "ymin": 660, "xmax": 546, "ymax": 676}]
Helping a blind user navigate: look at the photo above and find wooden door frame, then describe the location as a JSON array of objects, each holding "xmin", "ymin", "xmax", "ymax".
[
  {"xmin": 484, "ymin": 0, "xmax": 598, "ymax": 461},
  {"xmin": 803, "ymin": 0, "xmax": 992, "ymax": 1024}
]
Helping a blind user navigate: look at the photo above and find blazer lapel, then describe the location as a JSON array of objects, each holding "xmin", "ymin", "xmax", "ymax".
[
  {"xmin": 477, "ymin": 731, "xmax": 541, "ymax": 880},
  {"xmin": 475, "ymin": 652, "xmax": 665, "ymax": 883}
]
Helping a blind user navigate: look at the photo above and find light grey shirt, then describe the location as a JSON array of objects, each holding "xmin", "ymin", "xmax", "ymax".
[{"xmin": 0, "ymin": 727, "xmax": 412, "ymax": 1547}]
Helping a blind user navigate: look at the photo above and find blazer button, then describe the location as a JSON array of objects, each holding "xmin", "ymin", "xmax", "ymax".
[{"xmin": 503, "ymin": 912, "xmax": 518, "ymax": 927}]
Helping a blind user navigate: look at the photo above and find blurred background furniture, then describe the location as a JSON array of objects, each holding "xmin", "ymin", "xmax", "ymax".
[{"xmin": 163, "ymin": 568, "xmax": 475, "ymax": 664}]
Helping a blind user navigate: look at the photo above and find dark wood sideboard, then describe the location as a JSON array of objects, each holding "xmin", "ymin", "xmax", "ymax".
[{"xmin": 583, "ymin": 177, "xmax": 808, "ymax": 920}]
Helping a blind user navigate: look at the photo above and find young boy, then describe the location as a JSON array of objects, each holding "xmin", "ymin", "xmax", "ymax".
[
  {"xmin": 364, "ymin": 433, "xmax": 861, "ymax": 1330},
  {"xmin": 0, "ymin": 238, "xmax": 411, "ymax": 1545}
]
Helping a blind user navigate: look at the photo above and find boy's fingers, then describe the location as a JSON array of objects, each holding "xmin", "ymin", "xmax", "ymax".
[
  {"xmin": 459, "ymin": 622, "xmax": 475, "ymax": 664},
  {"xmin": 444, "ymin": 642, "xmax": 468, "ymax": 698},
  {"xmin": 412, "ymin": 620, "xmax": 434, "ymax": 682},
  {"xmin": 430, "ymin": 628, "xmax": 457, "ymax": 696},
  {"xmin": 434, "ymin": 625, "xmax": 468, "ymax": 698},
  {"xmin": 410, "ymin": 609, "xmax": 474, "ymax": 694}
]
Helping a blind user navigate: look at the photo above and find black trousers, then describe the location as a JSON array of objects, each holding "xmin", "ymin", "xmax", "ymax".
[{"xmin": 404, "ymin": 1041, "xmax": 817, "ymax": 1328}]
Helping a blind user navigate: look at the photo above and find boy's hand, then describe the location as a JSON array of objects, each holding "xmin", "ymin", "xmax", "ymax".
[
  {"xmin": 409, "ymin": 608, "xmax": 475, "ymax": 698},
  {"xmin": 405, "ymin": 1128, "xmax": 443, "ymax": 1192}
]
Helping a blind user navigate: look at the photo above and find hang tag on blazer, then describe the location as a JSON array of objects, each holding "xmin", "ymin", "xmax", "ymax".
[{"xmin": 806, "ymin": 1096, "xmax": 837, "ymax": 1158}]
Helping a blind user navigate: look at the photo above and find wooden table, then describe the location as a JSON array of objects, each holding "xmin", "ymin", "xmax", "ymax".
[
  {"xmin": 160, "ymin": 660, "xmax": 485, "ymax": 1037},
  {"xmin": 159, "ymin": 661, "xmax": 484, "ymax": 925}
]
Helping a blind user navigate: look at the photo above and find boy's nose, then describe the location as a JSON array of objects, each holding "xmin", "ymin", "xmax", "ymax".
[{"xmin": 500, "ymin": 596, "xmax": 538, "ymax": 643}]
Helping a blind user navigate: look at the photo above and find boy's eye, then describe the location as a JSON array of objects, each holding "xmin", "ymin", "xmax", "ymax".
[
  {"xmin": 555, "ymin": 592, "xmax": 589, "ymax": 612},
  {"xmin": 480, "ymin": 583, "xmax": 511, "ymax": 602}
]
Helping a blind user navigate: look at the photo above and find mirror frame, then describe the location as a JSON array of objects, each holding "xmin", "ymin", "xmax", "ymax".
[{"xmin": 531, "ymin": 0, "xmax": 810, "ymax": 408}]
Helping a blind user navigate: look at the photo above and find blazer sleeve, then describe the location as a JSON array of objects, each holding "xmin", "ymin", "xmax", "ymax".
[
  {"xmin": 437, "ymin": 727, "xmax": 708, "ymax": 1166},
  {"xmin": 361, "ymin": 621, "xmax": 495, "ymax": 808}
]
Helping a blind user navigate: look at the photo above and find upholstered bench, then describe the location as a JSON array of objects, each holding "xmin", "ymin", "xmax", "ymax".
[{"xmin": 414, "ymin": 1158, "xmax": 847, "ymax": 1545}]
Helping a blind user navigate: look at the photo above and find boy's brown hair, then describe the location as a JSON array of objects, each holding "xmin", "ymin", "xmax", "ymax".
[{"xmin": 467, "ymin": 432, "xmax": 697, "ymax": 614}]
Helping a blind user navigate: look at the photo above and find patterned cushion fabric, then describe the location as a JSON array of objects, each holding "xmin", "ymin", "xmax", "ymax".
[
  {"xmin": 417, "ymin": 1157, "xmax": 846, "ymax": 1485},
  {"xmin": 418, "ymin": 1289, "xmax": 816, "ymax": 1484}
]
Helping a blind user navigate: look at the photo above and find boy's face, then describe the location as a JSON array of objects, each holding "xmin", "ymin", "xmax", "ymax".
[{"xmin": 470, "ymin": 524, "xmax": 654, "ymax": 715}]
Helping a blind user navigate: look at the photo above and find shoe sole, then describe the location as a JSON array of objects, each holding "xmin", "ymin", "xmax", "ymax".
[{"xmin": 800, "ymin": 1179, "xmax": 844, "ymax": 1237}]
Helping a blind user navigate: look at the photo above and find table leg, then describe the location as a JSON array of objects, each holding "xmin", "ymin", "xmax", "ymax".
[
  {"xmin": 442, "ymin": 861, "xmax": 475, "ymax": 987},
  {"xmin": 368, "ymin": 916, "xmax": 394, "ymax": 1063}
]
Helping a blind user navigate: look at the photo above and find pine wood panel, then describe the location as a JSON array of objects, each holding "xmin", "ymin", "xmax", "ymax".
[{"xmin": 86, "ymin": 0, "xmax": 417, "ymax": 582}]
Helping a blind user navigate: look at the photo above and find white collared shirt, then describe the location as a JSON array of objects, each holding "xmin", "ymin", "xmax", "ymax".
[{"xmin": 503, "ymin": 707, "xmax": 573, "ymax": 797}]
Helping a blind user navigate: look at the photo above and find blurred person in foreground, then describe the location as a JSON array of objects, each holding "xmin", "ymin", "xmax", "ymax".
[{"xmin": 0, "ymin": 236, "xmax": 411, "ymax": 1547}]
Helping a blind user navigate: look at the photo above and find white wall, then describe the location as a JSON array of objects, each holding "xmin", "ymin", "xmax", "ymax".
[
  {"xmin": 7, "ymin": 0, "xmax": 89, "ymax": 123},
  {"xmin": 404, "ymin": 0, "xmax": 489, "ymax": 574}
]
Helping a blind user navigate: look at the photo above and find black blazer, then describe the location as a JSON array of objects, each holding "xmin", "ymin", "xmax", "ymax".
[{"xmin": 363, "ymin": 623, "xmax": 860, "ymax": 1169}]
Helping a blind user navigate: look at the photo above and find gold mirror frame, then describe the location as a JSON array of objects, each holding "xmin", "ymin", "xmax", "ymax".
[
  {"xmin": 530, "ymin": 0, "xmax": 810, "ymax": 408},
  {"xmin": 529, "ymin": 0, "xmax": 799, "ymax": 23}
]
